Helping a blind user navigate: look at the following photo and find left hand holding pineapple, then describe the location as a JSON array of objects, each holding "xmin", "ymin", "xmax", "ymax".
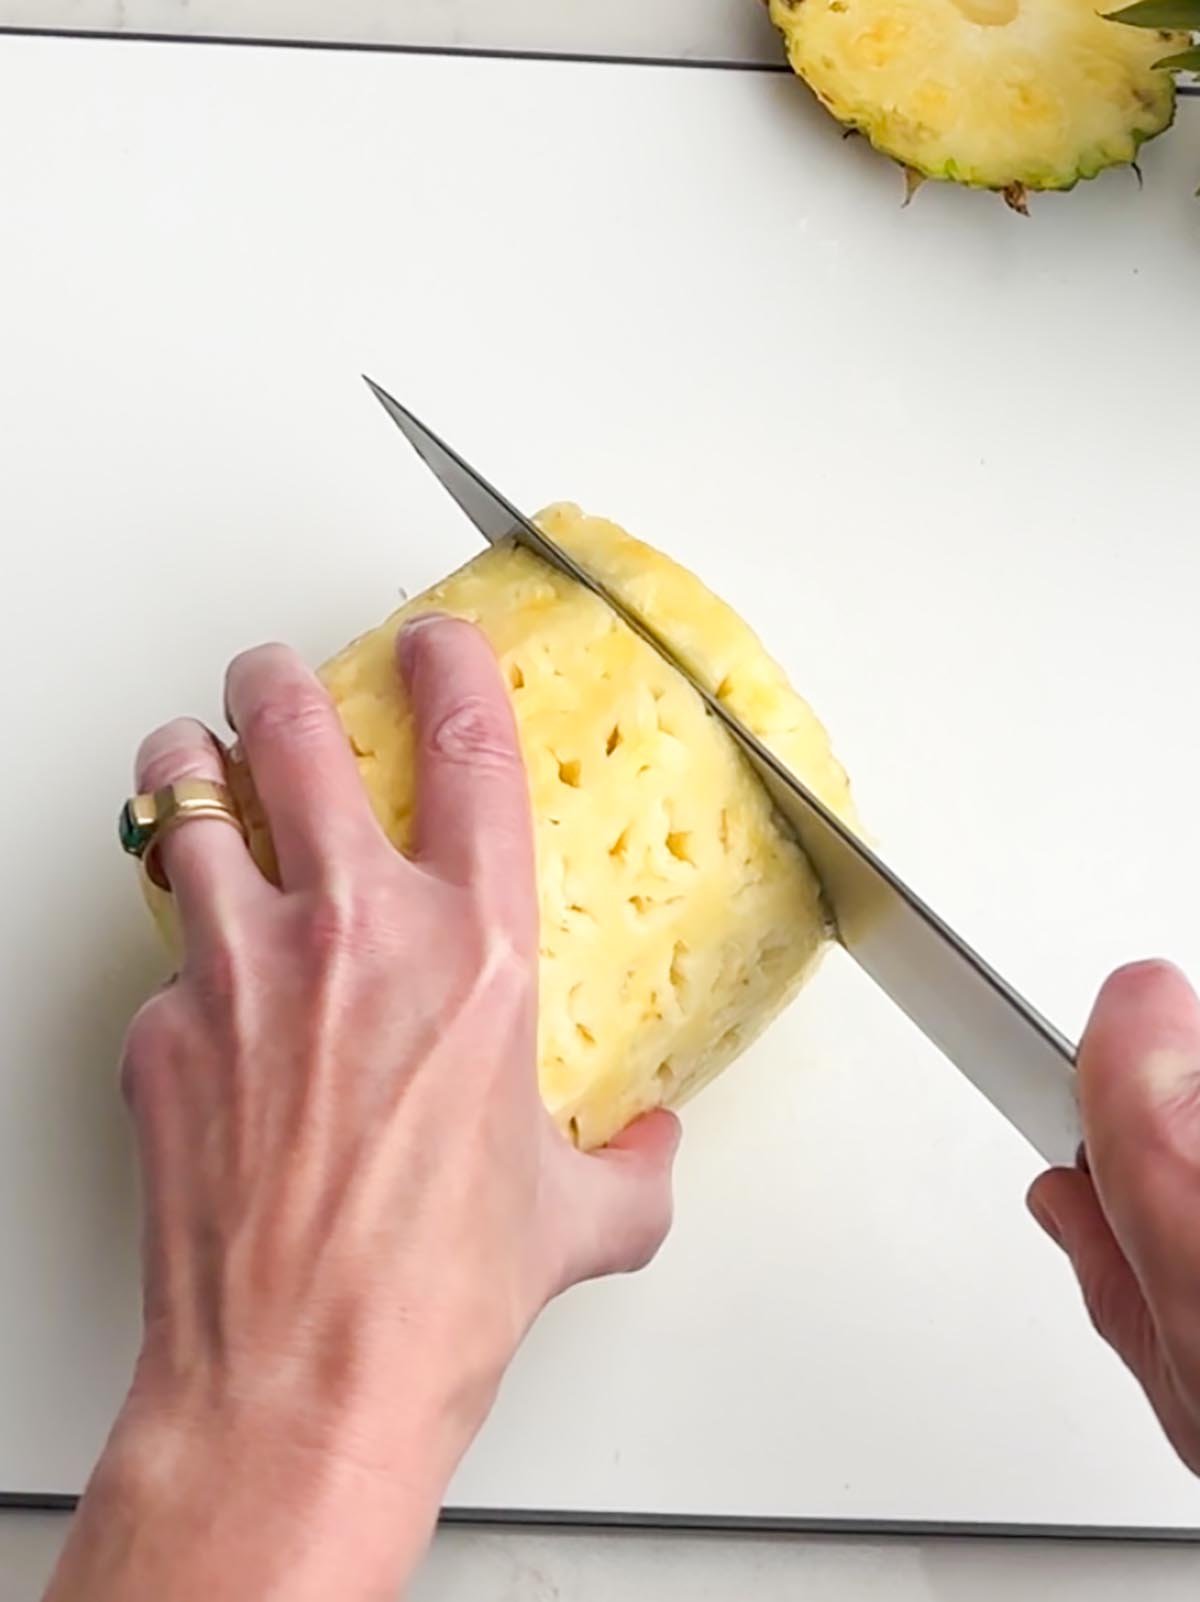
[{"xmin": 44, "ymin": 621, "xmax": 679, "ymax": 1602}]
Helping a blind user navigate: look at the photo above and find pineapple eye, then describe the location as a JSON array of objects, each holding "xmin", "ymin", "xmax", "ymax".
[
  {"xmin": 669, "ymin": 942, "xmax": 689, "ymax": 1000},
  {"xmin": 666, "ymin": 830, "xmax": 695, "ymax": 866}
]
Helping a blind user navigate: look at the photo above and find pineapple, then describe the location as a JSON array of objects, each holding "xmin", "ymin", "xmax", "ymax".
[
  {"xmin": 765, "ymin": 0, "xmax": 1184, "ymax": 203},
  {"xmin": 150, "ymin": 507, "xmax": 855, "ymax": 1151}
]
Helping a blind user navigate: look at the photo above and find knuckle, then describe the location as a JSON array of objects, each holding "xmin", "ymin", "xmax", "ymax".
[
  {"xmin": 473, "ymin": 923, "xmax": 528, "ymax": 987},
  {"xmin": 188, "ymin": 935, "xmax": 244, "ymax": 1013},
  {"xmin": 428, "ymin": 697, "xmax": 519, "ymax": 768},
  {"xmin": 459, "ymin": 920, "xmax": 535, "ymax": 1016},
  {"xmin": 136, "ymin": 719, "xmax": 216, "ymax": 793},
  {"xmin": 241, "ymin": 682, "xmax": 332, "ymax": 750},
  {"xmin": 120, "ymin": 996, "xmax": 181, "ymax": 1106},
  {"xmin": 301, "ymin": 883, "xmax": 393, "ymax": 964}
]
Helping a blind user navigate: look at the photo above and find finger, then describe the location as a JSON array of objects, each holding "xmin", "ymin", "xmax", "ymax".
[
  {"xmin": 225, "ymin": 644, "xmax": 389, "ymax": 889},
  {"xmin": 570, "ymin": 1110, "xmax": 681, "ymax": 1281},
  {"xmin": 135, "ymin": 718, "xmax": 266, "ymax": 939},
  {"xmin": 1075, "ymin": 961, "xmax": 1200, "ymax": 1330},
  {"xmin": 1028, "ymin": 1167, "xmax": 1160, "ymax": 1383},
  {"xmin": 1029, "ymin": 1165, "xmax": 1200, "ymax": 1472},
  {"xmin": 398, "ymin": 616, "xmax": 535, "ymax": 933}
]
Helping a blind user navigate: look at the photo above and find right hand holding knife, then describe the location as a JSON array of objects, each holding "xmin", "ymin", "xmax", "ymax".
[{"xmin": 1029, "ymin": 960, "xmax": 1200, "ymax": 1474}]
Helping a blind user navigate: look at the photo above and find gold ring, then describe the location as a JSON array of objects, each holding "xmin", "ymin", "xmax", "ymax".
[{"xmin": 119, "ymin": 779, "xmax": 246, "ymax": 891}]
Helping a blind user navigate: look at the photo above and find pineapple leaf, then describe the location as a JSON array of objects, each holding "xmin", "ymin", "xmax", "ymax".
[
  {"xmin": 1155, "ymin": 42, "xmax": 1200, "ymax": 64},
  {"xmin": 1107, "ymin": 0, "xmax": 1200, "ymax": 25}
]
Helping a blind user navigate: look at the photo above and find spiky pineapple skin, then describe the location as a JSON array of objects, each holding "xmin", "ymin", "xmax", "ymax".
[{"xmin": 767, "ymin": 0, "xmax": 1181, "ymax": 194}]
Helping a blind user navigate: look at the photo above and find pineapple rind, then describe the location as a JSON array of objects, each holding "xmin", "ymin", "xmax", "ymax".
[{"xmin": 767, "ymin": 0, "xmax": 1181, "ymax": 192}]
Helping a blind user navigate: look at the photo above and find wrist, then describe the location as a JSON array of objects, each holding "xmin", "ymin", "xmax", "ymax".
[{"xmin": 47, "ymin": 1360, "xmax": 475, "ymax": 1602}]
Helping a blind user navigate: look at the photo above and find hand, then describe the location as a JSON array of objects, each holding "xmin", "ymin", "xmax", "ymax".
[
  {"xmin": 1028, "ymin": 960, "xmax": 1200, "ymax": 1474},
  {"xmin": 47, "ymin": 617, "xmax": 679, "ymax": 1602}
]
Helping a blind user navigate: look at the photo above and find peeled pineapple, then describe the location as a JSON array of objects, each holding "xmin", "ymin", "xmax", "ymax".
[
  {"xmin": 766, "ymin": 0, "xmax": 1182, "ymax": 202},
  {"xmin": 152, "ymin": 507, "xmax": 854, "ymax": 1150}
]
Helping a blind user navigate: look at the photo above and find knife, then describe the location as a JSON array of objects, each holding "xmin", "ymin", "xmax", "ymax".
[{"xmin": 364, "ymin": 376, "xmax": 1081, "ymax": 1166}]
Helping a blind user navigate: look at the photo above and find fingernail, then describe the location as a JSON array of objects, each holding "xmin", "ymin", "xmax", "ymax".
[{"xmin": 397, "ymin": 613, "xmax": 445, "ymax": 672}]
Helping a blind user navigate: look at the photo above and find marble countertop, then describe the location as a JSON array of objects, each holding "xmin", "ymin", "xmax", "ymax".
[
  {"xmin": 2, "ymin": 5, "xmax": 1198, "ymax": 1598},
  {"xmin": 0, "ymin": 0, "xmax": 782, "ymax": 62},
  {"xmin": 5, "ymin": 1515, "xmax": 1200, "ymax": 1600}
]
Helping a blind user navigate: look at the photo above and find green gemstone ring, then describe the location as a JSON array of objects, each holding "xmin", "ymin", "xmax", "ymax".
[{"xmin": 118, "ymin": 780, "xmax": 245, "ymax": 891}]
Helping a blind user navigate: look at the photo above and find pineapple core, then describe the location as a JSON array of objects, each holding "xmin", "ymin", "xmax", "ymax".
[{"xmin": 150, "ymin": 506, "xmax": 855, "ymax": 1150}]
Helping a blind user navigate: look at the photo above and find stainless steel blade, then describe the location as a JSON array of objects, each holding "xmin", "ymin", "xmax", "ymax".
[{"xmin": 364, "ymin": 376, "xmax": 1081, "ymax": 1165}]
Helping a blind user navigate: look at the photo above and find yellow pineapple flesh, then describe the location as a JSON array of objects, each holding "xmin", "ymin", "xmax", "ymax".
[
  {"xmin": 150, "ymin": 506, "xmax": 856, "ymax": 1150},
  {"xmin": 766, "ymin": 0, "xmax": 1183, "ymax": 197}
]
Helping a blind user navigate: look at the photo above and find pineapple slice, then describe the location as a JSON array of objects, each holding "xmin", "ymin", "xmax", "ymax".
[
  {"xmin": 766, "ymin": 0, "xmax": 1182, "ymax": 200},
  {"xmin": 151, "ymin": 507, "xmax": 855, "ymax": 1150}
]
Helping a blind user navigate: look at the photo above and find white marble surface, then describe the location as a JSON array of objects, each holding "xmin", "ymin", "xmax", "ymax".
[
  {"xmin": 3, "ymin": 7, "xmax": 1199, "ymax": 1601},
  {"xmin": 4, "ymin": 1516, "xmax": 1200, "ymax": 1601},
  {"xmin": 0, "ymin": 0, "xmax": 783, "ymax": 63}
]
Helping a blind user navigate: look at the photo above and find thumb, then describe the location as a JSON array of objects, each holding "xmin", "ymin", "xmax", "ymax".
[
  {"xmin": 570, "ymin": 1111, "xmax": 682, "ymax": 1282},
  {"xmin": 1076, "ymin": 960, "xmax": 1200, "ymax": 1320}
]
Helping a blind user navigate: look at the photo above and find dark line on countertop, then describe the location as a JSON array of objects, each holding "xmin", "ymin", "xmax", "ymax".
[
  {"xmin": 3, "ymin": 1490, "xmax": 1200, "ymax": 1541},
  {"xmin": 0, "ymin": 26, "xmax": 790, "ymax": 73}
]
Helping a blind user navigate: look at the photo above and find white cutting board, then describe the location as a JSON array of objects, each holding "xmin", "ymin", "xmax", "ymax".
[{"xmin": 2, "ymin": 33, "xmax": 1199, "ymax": 1531}]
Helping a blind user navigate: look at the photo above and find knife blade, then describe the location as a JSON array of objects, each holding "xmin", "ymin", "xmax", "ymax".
[{"xmin": 364, "ymin": 376, "xmax": 1081, "ymax": 1165}]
